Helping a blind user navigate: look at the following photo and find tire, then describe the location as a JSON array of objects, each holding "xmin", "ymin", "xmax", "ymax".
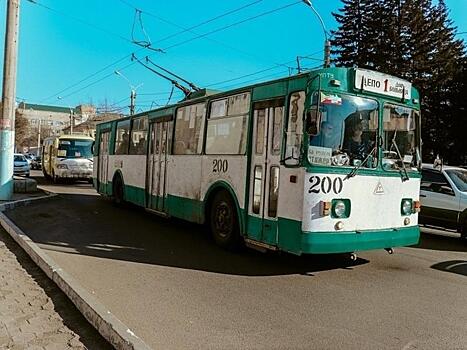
[
  {"xmin": 461, "ymin": 220, "xmax": 467, "ymax": 240},
  {"xmin": 52, "ymin": 171, "xmax": 59, "ymax": 184},
  {"xmin": 112, "ymin": 175, "xmax": 124, "ymax": 206},
  {"xmin": 209, "ymin": 191, "xmax": 241, "ymax": 250}
]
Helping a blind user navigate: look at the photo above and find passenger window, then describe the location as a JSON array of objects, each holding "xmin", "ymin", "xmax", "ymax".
[
  {"xmin": 129, "ymin": 116, "xmax": 148, "ymax": 155},
  {"xmin": 271, "ymin": 106, "xmax": 284, "ymax": 155},
  {"xmin": 206, "ymin": 92, "xmax": 250, "ymax": 155},
  {"xmin": 114, "ymin": 119, "xmax": 131, "ymax": 155},
  {"xmin": 253, "ymin": 166, "xmax": 262, "ymax": 214},
  {"xmin": 173, "ymin": 103, "xmax": 205, "ymax": 155},
  {"xmin": 284, "ymin": 91, "xmax": 305, "ymax": 165},
  {"xmin": 421, "ymin": 170, "xmax": 453, "ymax": 195}
]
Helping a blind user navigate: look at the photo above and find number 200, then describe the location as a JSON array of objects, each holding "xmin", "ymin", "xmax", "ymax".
[{"xmin": 308, "ymin": 176, "xmax": 343, "ymax": 194}]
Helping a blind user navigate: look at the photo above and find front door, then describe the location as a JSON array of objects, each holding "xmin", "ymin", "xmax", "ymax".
[
  {"xmin": 247, "ymin": 99, "xmax": 284, "ymax": 245},
  {"xmin": 146, "ymin": 120, "xmax": 170, "ymax": 212},
  {"xmin": 97, "ymin": 131, "xmax": 110, "ymax": 193}
]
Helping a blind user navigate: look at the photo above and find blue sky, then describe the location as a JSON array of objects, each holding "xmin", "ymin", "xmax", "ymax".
[{"xmin": 0, "ymin": 0, "xmax": 466, "ymax": 114}]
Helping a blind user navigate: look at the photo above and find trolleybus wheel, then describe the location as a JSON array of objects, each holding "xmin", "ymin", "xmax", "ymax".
[
  {"xmin": 210, "ymin": 191, "xmax": 240, "ymax": 250},
  {"xmin": 112, "ymin": 175, "xmax": 124, "ymax": 206}
]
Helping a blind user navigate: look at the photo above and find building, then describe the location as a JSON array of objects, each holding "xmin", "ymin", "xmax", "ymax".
[
  {"xmin": 15, "ymin": 103, "xmax": 97, "ymax": 153},
  {"xmin": 61, "ymin": 113, "xmax": 123, "ymax": 138}
]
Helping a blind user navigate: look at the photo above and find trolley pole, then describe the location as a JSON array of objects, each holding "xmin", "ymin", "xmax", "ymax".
[{"xmin": 0, "ymin": 0, "xmax": 20, "ymax": 200}]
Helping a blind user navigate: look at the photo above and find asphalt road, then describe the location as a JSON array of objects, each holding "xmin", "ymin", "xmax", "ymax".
[{"xmin": 7, "ymin": 170, "xmax": 467, "ymax": 349}]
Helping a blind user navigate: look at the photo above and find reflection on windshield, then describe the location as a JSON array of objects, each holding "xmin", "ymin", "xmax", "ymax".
[
  {"xmin": 382, "ymin": 104, "xmax": 420, "ymax": 171},
  {"xmin": 446, "ymin": 170, "xmax": 467, "ymax": 192},
  {"xmin": 308, "ymin": 93, "xmax": 378, "ymax": 168},
  {"xmin": 58, "ymin": 139, "xmax": 93, "ymax": 158}
]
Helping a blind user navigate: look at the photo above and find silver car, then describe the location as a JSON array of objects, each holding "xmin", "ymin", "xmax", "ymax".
[{"xmin": 13, "ymin": 154, "xmax": 30, "ymax": 177}]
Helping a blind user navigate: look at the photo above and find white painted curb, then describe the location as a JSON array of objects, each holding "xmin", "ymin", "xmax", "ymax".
[{"xmin": 0, "ymin": 196, "xmax": 152, "ymax": 350}]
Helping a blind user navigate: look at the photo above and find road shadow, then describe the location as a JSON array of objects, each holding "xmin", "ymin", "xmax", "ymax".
[
  {"xmin": 431, "ymin": 260, "xmax": 467, "ymax": 277},
  {"xmin": 5, "ymin": 194, "xmax": 367, "ymax": 277},
  {"xmin": 0, "ymin": 228, "xmax": 112, "ymax": 349},
  {"xmin": 411, "ymin": 231, "xmax": 467, "ymax": 253}
]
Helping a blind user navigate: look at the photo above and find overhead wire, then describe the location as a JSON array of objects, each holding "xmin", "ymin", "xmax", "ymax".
[{"xmin": 34, "ymin": 0, "xmax": 311, "ymax": 104}]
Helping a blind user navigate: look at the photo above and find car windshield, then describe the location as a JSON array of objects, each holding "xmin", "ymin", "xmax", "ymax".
[
  {"xmin": 382, "ymin": 104, "xmax": 421, "ymax": 171},
  {"xmin": 445, "ymin": 169, "xmax": 467, "ymax": 192},
  {"xmin": 14, "ymin": 155, "xmax": 26, "ymax": 162},
  {"xmin": 308, "ymin": 93, "xmax": 378, "ymax": 168},
  {"xmin": 57, "ymin": 139, "xmax": 93, "ymax": 158}
]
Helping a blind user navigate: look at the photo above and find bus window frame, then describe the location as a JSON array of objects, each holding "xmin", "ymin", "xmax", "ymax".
[
  {"xmin": 204, "ymin": 91, "xmax": 251, "ymax": 156},
  {"xmin": 173, "ymin": 102, "xmax": 206, "ymax": 156},
  {"xmin": 129, "ymin": 115, "xmax": 149, "ymax": 156},
  {"xmin": 282, "ymin": 90, "xmax": 306, "ymax": 168}
]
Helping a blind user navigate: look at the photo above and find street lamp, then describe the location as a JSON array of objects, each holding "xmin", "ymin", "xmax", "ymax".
[
  {"xmin": 302, "ymin": 0, "xmax": 331, "ymax": 68},
  {"xmin": 114, "ymin": 70, "xmax": 143, "ymax": 116},
  {"xmin": 57, "ymin": 96, "xmax": 74, "ymax": 134}
]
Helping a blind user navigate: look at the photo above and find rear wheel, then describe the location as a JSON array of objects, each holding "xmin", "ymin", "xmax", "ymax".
[
  {"xmin": 461, "ymin": 220, "xmax": 467, "ymax": 240},
  {"xmin": 112, "ymin": 175, "xmax": 124, "ymax": 206},
  {"xmin": 210, "ymin": 191, "xmax": 240, "ymax": 250}
]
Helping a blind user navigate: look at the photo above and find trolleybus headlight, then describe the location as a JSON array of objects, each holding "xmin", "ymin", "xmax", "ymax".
[
  {"xmin": 331, "ymin": 199, "xmax": 350, "ymax": 219},
  {"xmin": 401, "ymin": 199, "xmax": 413, "ymax": 216}
]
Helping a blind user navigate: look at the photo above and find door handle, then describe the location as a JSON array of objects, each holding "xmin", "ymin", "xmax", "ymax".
[{"xmin": 420, "ymin": 194, "xmax": 426, "ymax": 197}]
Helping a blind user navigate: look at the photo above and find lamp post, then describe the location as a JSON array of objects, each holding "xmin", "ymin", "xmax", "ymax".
[
  {"xmin": 302, "ymin": 0, "xmax": 331, "ymax": 68},
  {"xmin": 57, "ymin": 96, "xmax": 74, "ymax": 134},
  {"xmin": 114, "ymin": 71, "xmax": 143, "ymax": 116}
]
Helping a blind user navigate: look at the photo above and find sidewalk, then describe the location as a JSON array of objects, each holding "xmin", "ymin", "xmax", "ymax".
[
  {"xmin": 0, "ymin": 227, "xmax": 111, "ymax": 350},
  {"xmin": 0, "ymin": 192, "xmax": 112, "ymax": 349}
]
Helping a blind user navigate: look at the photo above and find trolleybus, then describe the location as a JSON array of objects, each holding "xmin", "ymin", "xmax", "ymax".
[{"xmin": 94, "ymin": 67, "xmax": 422, "ymax": 256}]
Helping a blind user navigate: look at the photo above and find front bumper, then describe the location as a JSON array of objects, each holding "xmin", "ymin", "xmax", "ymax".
[
  {"xmin": 301, "ymin": 226, "xmax": 420, "ymax": 254},
  {"xmin": 56, "ymin": 169, "xmax": 92, "ymax": 179},
  {"xmin": 14, "ymin": 169, "xmax": 29, "ymax": 176}
]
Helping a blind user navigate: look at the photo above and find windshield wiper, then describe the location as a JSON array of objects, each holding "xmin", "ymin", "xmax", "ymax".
[
  {"xmin": 391, "ymin": 137, "xmax": 409, "ymax": 182},
  {"xmin": 344, "ymin": 144, "xmax": 377, "ymax": 180}
]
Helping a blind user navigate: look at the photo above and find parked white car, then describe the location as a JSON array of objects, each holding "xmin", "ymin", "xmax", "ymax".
[
  {"xmin": 419, "ymin": 163, "xmax": 467, "ymax": 238},
  {"xmin": 13, "ymin": 153, "xmax": 30, "ymax": 177}
]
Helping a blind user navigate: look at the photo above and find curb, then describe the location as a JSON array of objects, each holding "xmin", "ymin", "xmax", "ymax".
[{"xmin": 0, "ymin": 196, "xmax": 152, "ymax": 350}]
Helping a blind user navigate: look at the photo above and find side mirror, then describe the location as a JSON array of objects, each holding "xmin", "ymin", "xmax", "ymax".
[
  {"xmin": 440, "ymin": 186, "xmax": 455, "ymax": 196},
  {"xmin": 306, "ymin": 108, "xmax": 321, "ymax": 136}
]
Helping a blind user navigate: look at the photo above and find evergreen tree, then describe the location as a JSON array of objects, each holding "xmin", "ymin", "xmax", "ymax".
[{"xmin": 331, "ymin": 0, "xmax": 466, "ymax": 164}]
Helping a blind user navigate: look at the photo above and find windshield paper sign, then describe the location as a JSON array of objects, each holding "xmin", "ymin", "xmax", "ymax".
[
  {"xmin": 355, "ymin": 69, "xmax": 411, "ymax": 100},
  {"xmin": 308, "ymin": 146, "xmax": 332, "ymax": 166}
]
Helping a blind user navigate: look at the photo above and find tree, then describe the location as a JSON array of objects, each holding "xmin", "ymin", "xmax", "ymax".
[
  {"xmin": 331, "ymin": 0, "xmax": 466, "ymax": 164},
  {"xmin": 14, "ymin": 110, "xmax": 29, "ymax": 150}
]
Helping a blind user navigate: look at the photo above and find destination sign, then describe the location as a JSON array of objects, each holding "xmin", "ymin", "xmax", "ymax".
[{"xmin": 354, "ymin": 69, "xmax": 412, "ymax": 100}]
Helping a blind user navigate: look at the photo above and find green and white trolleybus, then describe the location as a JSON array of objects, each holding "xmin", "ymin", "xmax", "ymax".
[{"xmin": 94, "ymin": 67, "xmax": 422, "ymax": 257}]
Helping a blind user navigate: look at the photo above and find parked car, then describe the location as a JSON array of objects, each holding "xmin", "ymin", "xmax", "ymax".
[
  {"xmin": 419, "ymin": 163, "xmax": 467, "ymax": 238},
  {"xmin": 31, "ymin": 155, "xmax": 42, "ymax": 170},
  {"xmin": 13, "ymin": 153, "xmax": 30, "ymax": 177}
]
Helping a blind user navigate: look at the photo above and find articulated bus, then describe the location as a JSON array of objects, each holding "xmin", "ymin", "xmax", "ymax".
[
  {"xmin": 42, "ymin": 134, "xmax": 94, "ymax": 183},
  {"xmin": 94, "ymin": 67, "xmax": 422, "ymax": 256}
]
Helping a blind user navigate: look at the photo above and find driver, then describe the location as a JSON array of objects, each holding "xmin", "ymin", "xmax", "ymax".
[{"xmin": 344, "ymin": 120, "xmax": 370, "ymax": 160}]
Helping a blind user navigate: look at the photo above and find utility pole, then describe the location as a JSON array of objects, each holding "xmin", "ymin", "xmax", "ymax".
[
  {"xmin": 69, "ymin": 108, "xmax": 74, "ymax": 134},
  {"xmin": 114, "ymin": 70, "xmax": 142, "ymax": 116},
  {"xmin": 37, "ymin": 119, "xmax": 41, "ymax": 151},
  {"xmin": 0, "ymin": 0, "xmax": 20, "ymax": 200},
  {"xmin": 130, "ymin": 89, "xmax": 136, "ymax": 116},
  {"xmin": 302, "ymin": 0, "xmax": 331, "ymax": 68}
]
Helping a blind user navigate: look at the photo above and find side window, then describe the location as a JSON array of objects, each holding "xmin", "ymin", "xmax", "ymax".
[
  {"xmin": 114, "ymin": 119, "xmax": 131, "ymax": 155},
  {"xmin": 173, "ymin": 103, "xmax": 205, "ymax": 155},
  {"xmin": 206, "ymin": 92, "xmax": 250, "ymax": 155},
  {"xmin": 129, "ymin": 116, "xmax": 148, "ymax": 155},
  {"xmin": 284, "ymin": 91, "xmax": 305, "ymax": 165},
  {"xmin": 421, "ymin": 170, "xmax": 452, "ymax": 194}
]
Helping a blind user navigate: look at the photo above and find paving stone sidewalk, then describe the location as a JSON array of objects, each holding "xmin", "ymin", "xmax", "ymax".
[{"xmin": 0, "ymin": 227, "xmax": 112, "ymax": 350}]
